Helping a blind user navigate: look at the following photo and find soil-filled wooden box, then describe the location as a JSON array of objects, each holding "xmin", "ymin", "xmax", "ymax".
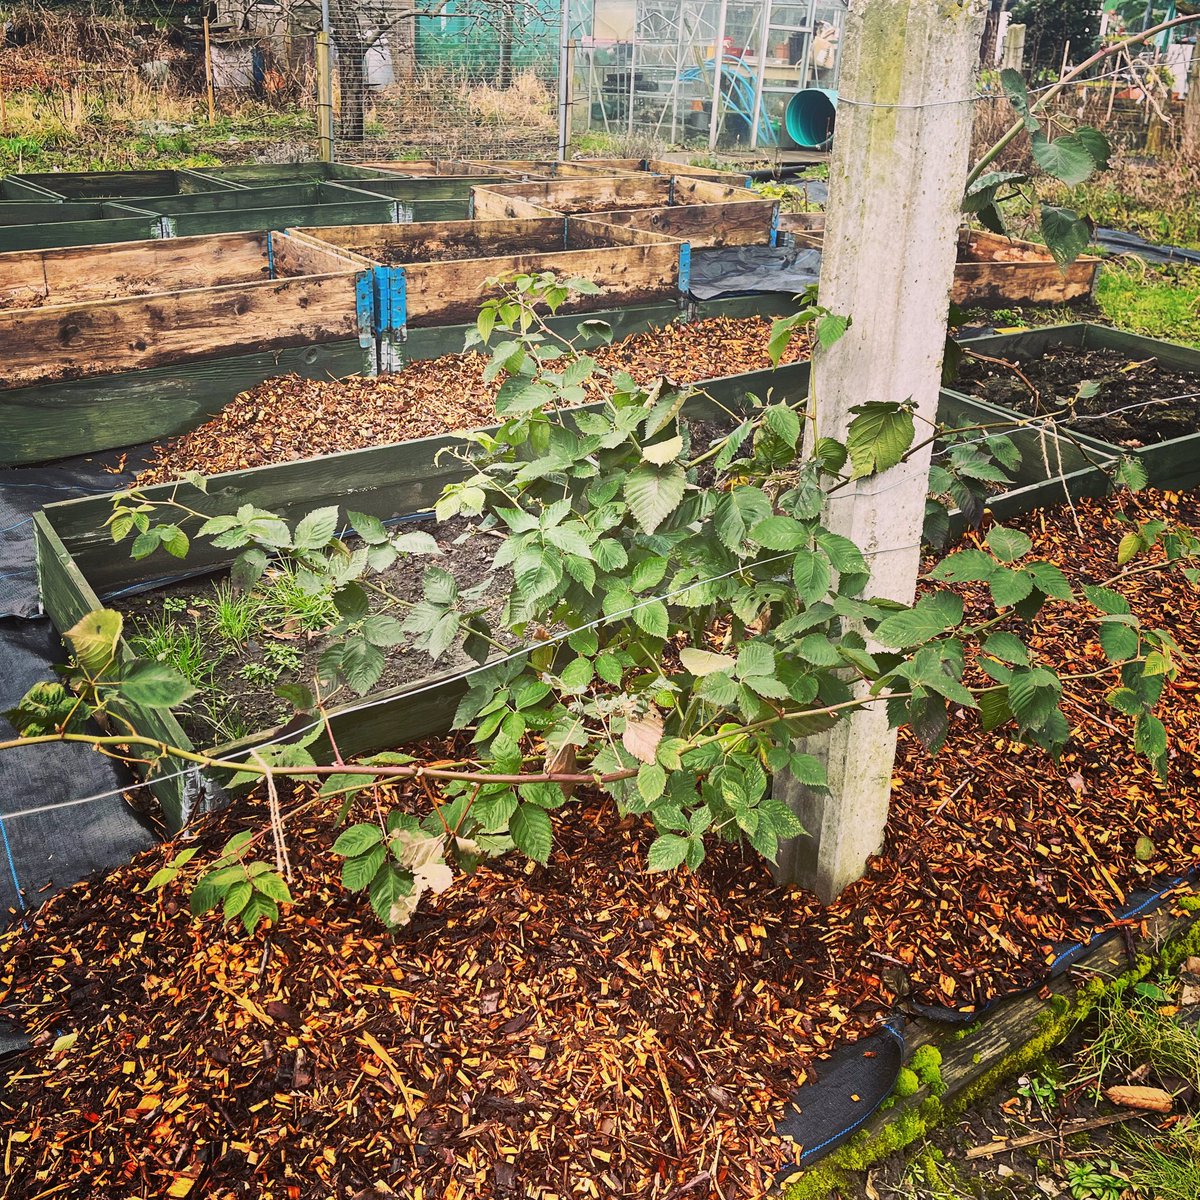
[
  {"xmin": 34, "ymin": 362, "xmax": 805, "ymax": 831},
  {"xmin": 950, "ymin": 323, "xmax": 1200, "ymax": 490},
  {"xmin": 0, "ymin": 230, "xmax": 377, "ymax": 390},
  {"xmin": 3, "ymin": 168, "xmax": 242, "ymax": 201},
  {"xmin": 471, "ymin": 176, "xmax": 777, "ymax": 248},
  {"xmin": 0, "ymin": 293, "xmax": 792, "ymax": 467},
  {"xmin": 777, "ymin": 215, "xmax": 1100, "ymax": 307},
  {"xmin": 952, "ymin": 229, "xmax": 1100, "ymax": 307},
  {"xmin": 291, "ymin": 216, "xmax": 687, "ymax": 337},
  {"xmin": 0, "ymin": 199, "xmax": 164, "ymax": 252},
  {"xmin": 113, "ymin": 181, "xmax": 404, "ymax": 238}
]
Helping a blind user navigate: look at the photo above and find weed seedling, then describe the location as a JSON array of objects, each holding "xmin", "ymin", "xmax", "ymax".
[
  {"xmin": 263, "ymin": 641, "xmax": 303, "ymax": 674},
  {"xmin": 128, "ymin": 613, "xmax": 209, "ymax": 689},
  {"xmin": 1018, "ymin": 1067, "xmax": 1063, "ymax": 1116},
  {"xmin": 205, "ymin": 582, "xmax": 262, "ymax": 646},
  {"xmin": 1064, "ymin": 1159, "xmax": 1127, "ymax": 1200},
  {"xmin": 258, "ymin": 567, "xmax": 338, "ymax": 633}
]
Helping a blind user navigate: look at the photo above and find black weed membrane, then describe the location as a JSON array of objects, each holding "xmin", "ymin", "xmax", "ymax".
[{"xmin": 0, "ymin": 447, "xmax": 156, "ymax": 929}]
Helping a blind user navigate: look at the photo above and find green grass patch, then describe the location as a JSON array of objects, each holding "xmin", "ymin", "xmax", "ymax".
[{"xmin": 1094, "ymin": 262, "xmax": 1200, "ymax": 348}]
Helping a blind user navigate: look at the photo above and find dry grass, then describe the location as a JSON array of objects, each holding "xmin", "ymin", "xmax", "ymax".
[{"xmin": 463, "ymin": 68, "xmax": 555, "ymax": 133}]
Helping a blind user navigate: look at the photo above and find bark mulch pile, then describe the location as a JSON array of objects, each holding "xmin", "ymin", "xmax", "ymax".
[
  {"xmin": 136, "ymin": 316, "xmax": 805, "ymax": 485},
  {"xmin": 2, "ymin": 491, "xmax": 1198, "ymax": 1200}
]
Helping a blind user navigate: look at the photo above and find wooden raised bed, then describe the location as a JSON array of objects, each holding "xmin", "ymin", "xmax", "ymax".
[
  {"xmin": 0, "ymin": 199, "xmax": 164, "ymax": 252},
  {"xmin": 471, "ymin": 176, "xmax": 777, "ymax": 248},
  {"xmin": 777, "ymin": 215, "xmax": 1101, "ymax": 307},
  {"xmin": 34, "ymin": 363, "xmax": 800, "ymax": 830},
  {"xmin": 3, "ymin": 168, "xmax": 242, "ymax": 200},
  {"xmin": 0, "ymin": 294, "xmax": 794, "ymax": 467},
  {"xmin": 33, "ymin": 357, "xmax": 1096, "ymax": 831},
  {"xmin": 952, "ymin": 323, "xmax": 1200, "ymax": 490},
  {"xmin": 953, "ymin": 229, "xmax": 1100, "ymax": 307},
  {"xmin": 0, "ymin": 230, "xmax": 378, "ymax": 389},
  {"xmin": 291, "ymin": 216, "xmax": 686, "ymax": 344},
  {"xmin": 111, "ymin": 181, "xmax": 403, "ymax": 238}
]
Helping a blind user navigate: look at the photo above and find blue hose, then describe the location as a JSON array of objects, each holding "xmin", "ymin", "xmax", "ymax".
[{"xmin": 678, "ymin": 56, "xmax": 778, "ymax": 147}]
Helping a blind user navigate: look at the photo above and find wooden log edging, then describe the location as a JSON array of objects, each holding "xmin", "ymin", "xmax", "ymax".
[{"xmin": 776, "ymin": 895, "xmax": 1200, "ymax": 1198}]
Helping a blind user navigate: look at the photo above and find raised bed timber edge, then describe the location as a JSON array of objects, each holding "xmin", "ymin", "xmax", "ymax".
[
  {"xmin": 953, "ymin": 324, "xmax": 1200, "ymax": 490},
  {"xmin": 470, "ymin": 176, "xmax": 778, "ymax": 248},
  {"xmin": 1, "ymin": 295, "xmax": 792, "ymax": 467},
  {"xmin": 0, "ymin": 200, "xmax": 166, "ymax": 253},
  {"xmin": 289, "ymin": 216, "xmax": 688, "ymax": 359},
  {"xmin": 777, "ymin": 214, "xmax": 1101, "ymax": 308},
  {"xmin": 33, "ymin": 364, "xmax": 1102, "ymax": 831},
  {"xmin": 0, "ymin": 230, "xmax": 379, "ymax": 390}
]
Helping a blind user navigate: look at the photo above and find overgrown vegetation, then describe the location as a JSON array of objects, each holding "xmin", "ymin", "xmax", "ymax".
[{"xmin": 5, "ymin": 267, "xmax": 1193, "ymax": 940}]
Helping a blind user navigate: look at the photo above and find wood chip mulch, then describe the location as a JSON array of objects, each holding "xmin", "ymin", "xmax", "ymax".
[
  {"xmin": 1, "ymin": 491, "xmax": 1198, "ymax": 1200},
  {"xmin": 135, "ymin": 316, "xmax": 806, "ymax": 485}
]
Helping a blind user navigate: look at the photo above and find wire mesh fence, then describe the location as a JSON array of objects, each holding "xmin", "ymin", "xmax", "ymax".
[{"xmin": 320, "ymin": 0, "xmax": 564, "ymax": 162}]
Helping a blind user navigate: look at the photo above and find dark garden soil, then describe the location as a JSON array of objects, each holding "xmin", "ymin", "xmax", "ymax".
[
  {"xmin": 120, "ymin": 418, "xmax": 734, "ymax": 748},
  {"xmin": 111, "ymin": 517, "xmax": 510, "ymax": 748},
  {"xmin": 953, "ymin": 345, "xmax": 1200, "ymax": 448},
  {"xmin": 2, "ymin": 491, "xmax": 1199, "ymax": 1200},
  {"xmin": 136, "ymin": 315, "xmax": 806, "ymax": 484}
]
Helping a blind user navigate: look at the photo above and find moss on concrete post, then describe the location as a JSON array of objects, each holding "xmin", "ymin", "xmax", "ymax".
[{"xmin": 774, "ymin": 0, "xmax": 988, "ymax": 900}]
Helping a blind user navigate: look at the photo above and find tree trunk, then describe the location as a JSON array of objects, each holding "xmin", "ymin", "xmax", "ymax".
[
  {"xmin": 1184, "ymin": 42, "xmax": 1200, "ymax": 159},
  {"xmin": 497, "ymin": 1, "xmax": 514, "ymax": 86}
]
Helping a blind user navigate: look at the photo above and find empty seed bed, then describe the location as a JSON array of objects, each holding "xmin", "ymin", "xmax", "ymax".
[
  {"xmin": 0, "ymin": 230, "xmax": 377, "ymax": 389},
  {"xmin": 114, "ymin": 181, "xmax": 404, "ymax": 238},
  {"xmin": 292, "ymin": 216, "xmax": 687, "ymax": 333},
  {"xmin": 470, "ymin": 176, "xmax": 777, "ymax": 247},
  {"xmin": 952, "ymin": 324, "xmax": 1200, "ymax": 489},
  {"xmin": 0, "ymin": 199, "xmax": 164, "ymax": 253}
]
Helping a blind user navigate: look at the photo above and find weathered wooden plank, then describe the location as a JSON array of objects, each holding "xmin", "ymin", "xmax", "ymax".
[
  {"xmin": 1, "ymin": 340, "xmax": 368, "ymax": 467},
  {"xmin": 0, "ymin": 213, "xmax": 165, "ymax": 253},
  {"xmin": 356, "ymin": 159, "xmax": 526, "ymax": 177},
  {"xmin": 404, "ymin": 244, "xmax": 679, "ymax": 324},
  {"xmin": 270, "ymin": 229, "xmax": 376, "ymax": 277},
  {"xmin": 132, "ymin": 181, "xmax": 323, "ymax": 215},
  {"xmin": 167, "ymin": 199, "xmax": 399, "ymax": 239},
  {"xmin": 338, "ymin": 175, "xmax": 513, "ymax": 203},
  {"xmin": 0, "ymin": 177, "xmax": 63, "ymax": 200},
  {"xmin": 0, "ymin": 200, "xmax": 122, "ymax": 224},
  {"xmin": 646, "ymin": 159, "xmax": 752, "ymax": 184},
  {"xmin": 8, "ymin": 169, "xmax": 240, "ymax": 200},
  {"xmin": 195, "ymin": 162, "xmax": 397, "ymax": 187},
  {"xmin": 294, "ymin": 216, "xmax": 571, "ymax": 261},
  {"xmin": 0, "ymin": 231, "xmax": 273, "ymax": 306},
  {"xmin": 0, "ymin": 272, "xmax": 361, "ymax": 388}
]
